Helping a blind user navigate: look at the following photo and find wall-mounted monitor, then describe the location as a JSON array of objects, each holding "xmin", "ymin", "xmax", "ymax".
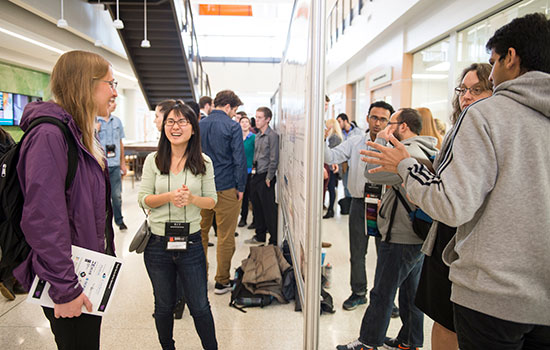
[{"xmin": 0, "ymin": 92, "xmax": 41, "ymax": 126}]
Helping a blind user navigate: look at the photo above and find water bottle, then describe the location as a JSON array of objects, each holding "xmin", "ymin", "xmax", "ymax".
[{"xmin": 324, "ymin": 263, "xmax": 332, "ymax": 289}]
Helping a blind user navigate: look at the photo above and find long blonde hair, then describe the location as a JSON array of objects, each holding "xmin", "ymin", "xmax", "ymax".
[
  {"xmin": 416, "ymin": 107, "xmax": 442, "ymax": 149},
  {"xmin": 325, "ymin": 118, "xmax": 343, "ymax": 141},
  {"xmin": 50, "ymin": 51, "xmax": 109, "ymax": 170}
]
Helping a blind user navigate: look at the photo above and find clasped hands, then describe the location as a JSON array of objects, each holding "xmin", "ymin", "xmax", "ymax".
[{"xmin": 170, "ymin": 185, "xmax": 194, "ymax": 208}]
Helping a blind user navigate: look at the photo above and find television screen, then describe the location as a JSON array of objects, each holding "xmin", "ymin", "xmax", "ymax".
[
  {"xmin": 0, "ymin": 92, "xmax": 41, "ymax": 126},
  {"xmin": 0, "ymin": 92, "xmax": 14, "ymax": 126},
  {"xmin": 13, "ymin": 94, "xmax": 30, "ymax": 126}
]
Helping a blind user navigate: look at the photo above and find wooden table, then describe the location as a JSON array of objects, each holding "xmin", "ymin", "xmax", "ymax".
[{"xmin": 124, "ymin": 142, "xmax": 158, "ymax": 181}]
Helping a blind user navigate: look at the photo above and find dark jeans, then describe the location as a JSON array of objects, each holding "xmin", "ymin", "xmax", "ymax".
[
  {"xmin": 454, "ymin": 303, "xmax": 550, "ymax": 350},
  {"xmin": 327, "ymin": 168, "xmax": 338, "ymax": 211},
  {"xmin": 43, "ymin": 307, "xmax": 102, "ymax": 350},
  {"xmin": 240, "ymin": 173, "xmax": 254, "ymax": 223},
  {"xmin": 250, "ymin": 173, "xmax": 278, "ymax": 245},
  {"xmin": 108, "ymin": 166, "xmax": 123, "ymax": 225},
  {"xmin": 359, "ymin": 241, "xmax": 424, "ymax": 347},
  {"xmin": 144, "ymin": 232, "xmax": 217, "ymax": 350},
  {"xmin": 349, "ymin": 197, "xmax": 380, "ymax": 295}
]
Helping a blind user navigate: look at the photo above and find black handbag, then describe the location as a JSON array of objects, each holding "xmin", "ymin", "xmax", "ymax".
[{"xmin": 129, "ymin": 209, "xmax": 151, "ymax": 253}]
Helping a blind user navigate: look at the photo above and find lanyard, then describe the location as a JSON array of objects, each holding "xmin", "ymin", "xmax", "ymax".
[{"xmin": 167, "ymin": 169, "xmax": 187, "ymax": 223}]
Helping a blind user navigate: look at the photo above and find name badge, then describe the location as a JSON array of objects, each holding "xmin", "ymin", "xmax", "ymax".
[{"xmin": 165, "ymin": 222, "xmax": 190, "ymax": 251}]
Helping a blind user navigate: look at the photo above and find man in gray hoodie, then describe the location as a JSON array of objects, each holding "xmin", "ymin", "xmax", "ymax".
[
  {"xmin": 360, "ymin": 13, "xmax": 550, "ymax": 349},
  {"xmin": 337, "ymin": 108, "xmax": 438, "ymax": 350}
]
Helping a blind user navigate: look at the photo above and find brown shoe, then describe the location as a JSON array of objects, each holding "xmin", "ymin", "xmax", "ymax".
[{"xmin": 322, "ymin": 241, "xmax": 332, "ymax": 248}]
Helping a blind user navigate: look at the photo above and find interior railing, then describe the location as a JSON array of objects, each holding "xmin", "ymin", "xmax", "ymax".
[{"xmin": 174, "ymin": 0, "xmax": 211, "ymax": 98}]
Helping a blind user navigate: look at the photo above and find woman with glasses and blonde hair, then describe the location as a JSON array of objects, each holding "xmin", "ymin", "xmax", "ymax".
[
  {"xmin": 13, "ymin": 50, "xmax": 118, "ymax": 349},
  {"xmin": 323, "ymin": 118, "xmax": 343, "ymax": 218},
  {"xmin": 416, "ymin": 107, "xmax": 443, "ymax": 149},
  {"xmin": 138, "ymin": 100, "xmax": 218, "ymax": 350},
  {"xmin": 415, "ymin": 63, "xmax": 493, "ymax": 350}
]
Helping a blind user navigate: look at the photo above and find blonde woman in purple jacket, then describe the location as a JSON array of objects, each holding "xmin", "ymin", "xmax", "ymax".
[{"xmin": 15, "ymin": 50, "xmax": 117, "ymax": 350}]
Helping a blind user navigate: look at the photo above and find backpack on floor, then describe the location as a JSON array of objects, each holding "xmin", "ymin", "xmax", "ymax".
[
  {"xmin": 229, "ymin": 266, "xmax": 273, "ymax": 313},
  {"xmin": 0, "ymin": 117, "xmax": 78, "ymax": 279}
]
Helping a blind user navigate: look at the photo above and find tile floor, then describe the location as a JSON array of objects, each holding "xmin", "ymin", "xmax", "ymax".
[{"xmin": 0, "ymin": 177, "xmax": 433, "ymax": 349}]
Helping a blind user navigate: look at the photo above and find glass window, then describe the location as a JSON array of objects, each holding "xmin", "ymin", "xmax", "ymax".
[
  {"xmin": 411, "ymin": 38, "xmax": 451, "ymax": 123},
  {"xmin": 355, "ymin": 78, "xmax": 368, "ymax": 129},
  {"xmin": 457, "ymin": 0, "xmax": 550, "ymax": 73}
]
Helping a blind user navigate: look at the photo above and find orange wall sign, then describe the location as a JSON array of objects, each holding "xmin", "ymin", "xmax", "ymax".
[{"xmin": 199, "ymin": 4, "xmax": 253, "ymax": 16}]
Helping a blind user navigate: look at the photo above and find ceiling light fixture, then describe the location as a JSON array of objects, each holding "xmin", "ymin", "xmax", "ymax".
[
  {"xmin": 113, "ymin": 0, "xmax": 124, "ymax": 29},
  {"xmin": 57, "ymin": 0, "xmax": 68, "ymax": 28},
  {"xmin": 141, "ymin": 0, "xmax": 151, "ymax": 48},
  {"xmin": 94, "ymin": 1, "xmax": 103, "ymax": 47}
]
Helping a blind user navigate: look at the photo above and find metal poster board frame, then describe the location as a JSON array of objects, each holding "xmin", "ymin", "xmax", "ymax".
[{"xmin": 277, "ymin": 0, "xmax": 325, "ymax": 348}]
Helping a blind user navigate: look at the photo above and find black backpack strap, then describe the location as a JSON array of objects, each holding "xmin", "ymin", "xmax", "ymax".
[
  {"xmin": 393, "ymin": 186, "xmax": 414, "ymax": 214},
  {"xmin": 26, "ymin": 117, "xmax": 79, "ymax": 190},
  {"xmin": 384, "ymin": 194, "xmax": 399, "ymax": 243}
]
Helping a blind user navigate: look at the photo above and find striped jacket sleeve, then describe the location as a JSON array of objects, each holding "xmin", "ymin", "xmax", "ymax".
[{"xmin": 397, "ymin": 107, "xmax": 497, "ymax": 227}]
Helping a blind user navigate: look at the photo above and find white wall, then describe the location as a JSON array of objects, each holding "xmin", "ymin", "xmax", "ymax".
[
  {"xmin": 202, "ymin": 61, "xmax": 281, "ymax": 115},
  {"xmin": 326, "ymin": 0, "xmax": 516, "ymax": 89},
  {"xmin": 0, "ymin": 0, "xmax": 149, "ymax": 141}
]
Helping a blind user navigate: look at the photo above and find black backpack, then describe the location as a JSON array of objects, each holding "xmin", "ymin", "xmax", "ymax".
[
  {"xmin": 229, "ymin": 266, "xmax": 274, "ymax": 313},
  {"xmin": 0, "ymin": 117, "xmax": 78, "ymax": 278}
]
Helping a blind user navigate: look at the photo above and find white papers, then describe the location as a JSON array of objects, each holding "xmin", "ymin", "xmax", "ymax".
[{"xmin": 26, "ymin": 245, "xmax": 123, "ymax": 316}]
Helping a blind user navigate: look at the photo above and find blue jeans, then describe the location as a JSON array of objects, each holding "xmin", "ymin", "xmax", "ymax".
[
  {"xmin": 144, "ymin": 232, "xmax": 217, "ymax": 350},
  {"xmin": 359, "ymin": 241, "xmax": 424, "ymax": 347},
  {"xmin": 108, "ymin": 166, "xmax": 123, "ymax": 225}
]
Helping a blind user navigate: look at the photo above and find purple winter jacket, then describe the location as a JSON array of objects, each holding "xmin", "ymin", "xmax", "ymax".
[{"xmin": 13, "ymin": 101, "xmax": 115, "ymax": 304}]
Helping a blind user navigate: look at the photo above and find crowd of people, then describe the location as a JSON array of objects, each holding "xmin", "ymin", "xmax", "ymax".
[{"xmin": 1, "ymin": 11, "xmax": 548, "ymax": 350}]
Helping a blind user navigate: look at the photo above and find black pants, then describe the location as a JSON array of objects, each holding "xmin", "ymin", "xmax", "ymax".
[
  {"xmin": 240, "ymin": 173, "xmax": 255, "ymax": 223},
  {"xmin": 250, "ymin": 173, "xmax": 278, "ymax": 245},
  {"xmin": 43, "ymin": 307, "xmax": 102, "ymax": 350},
  {"xmin": 453, "ymin": 303, "xmax": 550, "ymax": 350}
]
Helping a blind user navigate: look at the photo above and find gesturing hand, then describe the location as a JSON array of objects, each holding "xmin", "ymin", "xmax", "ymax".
[
  {"xmin": 359, "ymin": 135, "xmax": 410, "ymax": 174},
  {"xmin": 54, "ymin": 292, "xmax": 92, "ymax": 318}
]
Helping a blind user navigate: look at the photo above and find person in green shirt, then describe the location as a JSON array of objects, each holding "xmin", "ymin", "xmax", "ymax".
[
  {"xmin": 138, "ymin": 100, "xmax": 218, "ymax": 350},
  {"xmin": 238, "ymin": 115, "xmax": 256, "ymax": 228}
]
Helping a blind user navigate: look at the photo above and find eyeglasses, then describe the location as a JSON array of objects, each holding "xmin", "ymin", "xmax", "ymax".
[
  {"xmin": 95, "ymin": 79, "xmax": 118, "ymax": 90},
  {"xmin": 165, "ymin": 118, "xmax": 189, "ymax": 127},
  {"xmin": 454, "ymin": 86, "xmax": 485, "ymax": 96},
  {"xmin": 369, "ymin": 115, "xmax": 389, "ymax": 124},
  {"xmin": 387, "ymin": 121, "xmax": 404, "ymax": 126}
]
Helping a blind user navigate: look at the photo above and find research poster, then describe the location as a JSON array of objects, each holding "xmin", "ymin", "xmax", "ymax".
[{"xmin": 279, "ymin": 0, "xmax": 312, "ymax": 303}]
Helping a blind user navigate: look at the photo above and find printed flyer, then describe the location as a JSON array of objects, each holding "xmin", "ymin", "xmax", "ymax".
[{"xmin": 27, "ymin": 245, "xmax": 123, "ymax": 316}]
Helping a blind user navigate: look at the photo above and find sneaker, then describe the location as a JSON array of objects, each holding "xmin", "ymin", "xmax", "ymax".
[
  {"xmin": 244, "ymin": 236, "xmax": 264, "ymax": 245},
  {"xmin": 343, "ymin": 293, "xmax": 367, "ymax": 311},
  {"xmin": 391, "ymin": 305, "xmax": 400, "ymax": 318},
  {"xmin": 118, "ymin": 222, "xmax": 128, "ymax": 230},
  {"xmin": 247, "ymin": 222, "xmax": 256, "ymax": 230},
  {"xmin": 214, "ymin": 281, "xmax": 234, "ymax": 295},
  {"xmin": 384, "ymin": 337, "xmax": 419, "ymax": 349},
  {"xmin": 238, "ymin": 219, "xmax": 247, "ymax": 227},
  {"xmin": 336, "ymin": 339, "xmax": 377, "ymax": 350}
]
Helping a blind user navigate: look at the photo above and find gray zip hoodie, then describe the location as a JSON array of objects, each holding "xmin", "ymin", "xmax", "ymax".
[
  {"xmin": 397, "ymin": 71, "xmax": 550, "ymax": 326},
  {"xmin": 365, "ymin": 135, "xmax": 438, "ymax": 244}
]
